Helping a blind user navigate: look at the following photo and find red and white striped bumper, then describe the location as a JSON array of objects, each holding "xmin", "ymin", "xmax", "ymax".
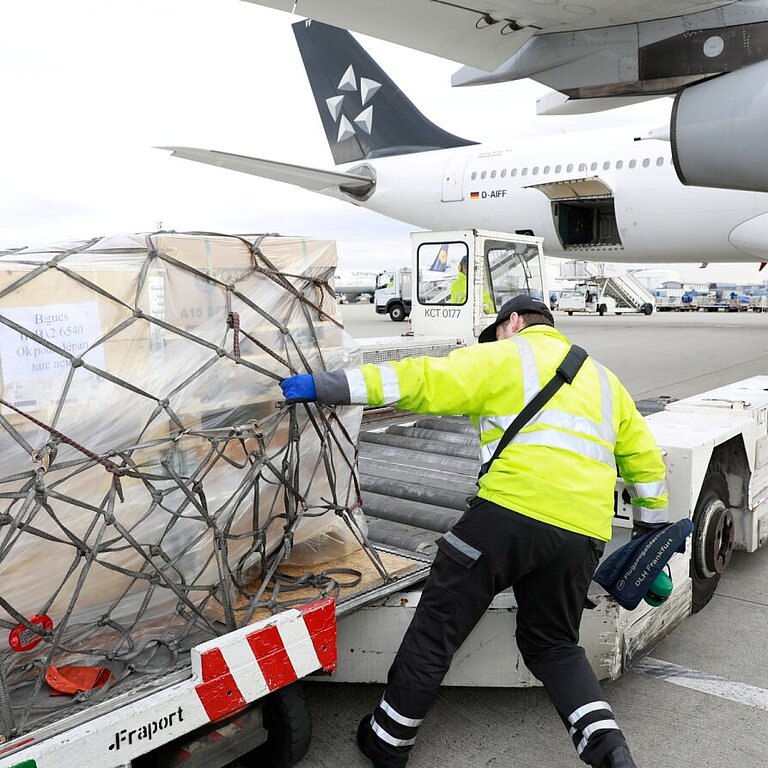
[{"xmin": 0, "ymin": 598, "xmax": 337, "ymax": 768}]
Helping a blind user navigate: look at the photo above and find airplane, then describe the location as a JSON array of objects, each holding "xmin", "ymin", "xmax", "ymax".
[
  {"xmin": 161, "ymin": 20, "xmax": 768, "ymax": 266},
  {"xmin": 333, "ymin": 269, "xmax": 379, "ymax": 303},
  {"xmin": 238, "ymin": 0, "xmax": 768, "ymax": 196}
]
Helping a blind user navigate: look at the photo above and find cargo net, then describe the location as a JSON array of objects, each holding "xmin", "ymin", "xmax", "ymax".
[{"xmin": 0, "ymin": 232, "xmax": 388, "ymax": 740}]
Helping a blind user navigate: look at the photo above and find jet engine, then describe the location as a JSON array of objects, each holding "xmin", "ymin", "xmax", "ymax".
[{"xmin": 671, "ymin": 60, "xmax": 768, "ymax": 193}]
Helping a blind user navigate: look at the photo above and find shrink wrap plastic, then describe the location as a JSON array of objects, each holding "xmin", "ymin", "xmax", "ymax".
[{"xmin": 0, "ymin": 232, "xmax": 364, "ymax": 697}]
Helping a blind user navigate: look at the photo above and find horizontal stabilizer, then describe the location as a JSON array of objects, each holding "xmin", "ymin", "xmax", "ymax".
[{"xmin": 158, "ymin": 147, "xmax": 375, "ymax": 195}]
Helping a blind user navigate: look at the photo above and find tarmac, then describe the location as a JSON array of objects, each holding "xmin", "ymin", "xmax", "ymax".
[{"xmin": 297, "ymin": 307, "xmax": 768, "ymax": 768}]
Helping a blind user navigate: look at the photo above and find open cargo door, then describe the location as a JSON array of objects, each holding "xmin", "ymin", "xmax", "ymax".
[{"xmin": 527, "ymin": 177, "xmax": 623, "ymax": 250}]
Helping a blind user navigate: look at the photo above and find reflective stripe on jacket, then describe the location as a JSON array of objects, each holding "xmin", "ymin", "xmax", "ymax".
[{"xmin": 313, "ymin": 325, "xmax": 668, "ymax": 541}]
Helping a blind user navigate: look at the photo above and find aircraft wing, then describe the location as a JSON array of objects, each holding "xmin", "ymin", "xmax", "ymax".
[
  {"xmin": 241, "ymin": 0, "xmax": 732, "ymax": 72},
  {"xmin": 158, "ymin": 147, "xmax": 374, "ymax": 196}
]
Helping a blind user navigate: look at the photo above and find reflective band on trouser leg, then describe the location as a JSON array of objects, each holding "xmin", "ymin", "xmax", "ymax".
[
  {"xmin": 370, "ymin": 696, "xmax": 422, "ymax": 751},
  {"xmin": 577, "ymin": 720, "xmax": 620, "ymax": 755},
  {"xmin": 567, "ymin": 700, "xmax": 625, "ymax": 764}
]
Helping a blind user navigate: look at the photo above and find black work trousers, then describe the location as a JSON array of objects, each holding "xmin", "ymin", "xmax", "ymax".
[{"xmin": 365, "ymin": 497, "xmax": 628, "ymax": 768}]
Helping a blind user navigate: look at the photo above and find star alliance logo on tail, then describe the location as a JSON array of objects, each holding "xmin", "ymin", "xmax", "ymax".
[{"xmin": 325, "ymin": 66, "xmax": 381, "ymax": 144}]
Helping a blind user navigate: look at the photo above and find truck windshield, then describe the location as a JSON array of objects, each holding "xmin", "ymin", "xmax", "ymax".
[
  {"xmin": 484, "ymin": 241, "xmax": 542, "ymax": 312},
  {"xmin": 415, "ymin": 241, "xmax": 469, "ymax": 305}
]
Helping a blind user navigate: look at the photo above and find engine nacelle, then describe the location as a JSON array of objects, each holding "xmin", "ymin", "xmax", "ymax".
[{"xmin": 671, "ymin": 60, "xmax": 768, "ymax": 193}]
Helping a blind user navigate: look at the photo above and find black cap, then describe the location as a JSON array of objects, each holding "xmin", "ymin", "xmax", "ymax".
[{"xmin": 478, "ymin": 295, "xmax": 555, "ymax": 344}]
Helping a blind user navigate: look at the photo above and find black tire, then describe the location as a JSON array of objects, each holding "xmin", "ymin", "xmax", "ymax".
[
  {"xmin": 567, "ymin": 311, "xmax": 573, "ymax": 316},
  {"xmin": 690, "ymin": 471, "xmax": 735, "ymax": 613},
  {"xmin": 642, "ymin": 303, "xmax": 653, "ymax": 315},
  {"xmin": 389, "ymin": 303, "xmax": 406, "ymax": 322},
  {"xmin": 597, "ymin": 304, "xmax": 606, "ymax": 316},
  {"xmin": 244, "ymin": 683, "xmax": 312, "ymax": 768}
]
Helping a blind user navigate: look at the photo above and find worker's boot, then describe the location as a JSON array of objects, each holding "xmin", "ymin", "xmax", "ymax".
[
  {"xmin": 356, "ymin": 715, "xmax": 410, "ymax": 768},
  {"xmin": 599, "ymin": 745, "xmax": 637, "ymax": 768}
]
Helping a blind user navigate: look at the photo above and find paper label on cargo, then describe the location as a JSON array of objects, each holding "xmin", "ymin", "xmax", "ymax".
[{"xmin": 0, "ymin": 301, "xmax": 106, "ymax": 411}]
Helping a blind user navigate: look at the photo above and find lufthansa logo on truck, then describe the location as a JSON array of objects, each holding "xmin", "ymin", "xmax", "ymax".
[{"xmin": 108, "ymin": 706, "xmax": 184, "ymax": 751}]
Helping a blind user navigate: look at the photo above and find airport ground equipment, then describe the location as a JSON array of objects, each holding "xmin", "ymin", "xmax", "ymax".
[
  {"xmin": 374, "ymin": 267, "xmax": 412, "ymax": 322},
  {"xmin": 558, "ymin": 261, "xmax": 654, "ymax": 316},
  {"xmin": 7, "ymin": 229, "xmax": 765, "ymax": 759},
  {"xmin": 365, "ymin": 229, "xmax": 548, "ymax": 361},
  {"xmin": 0, "ymin": 232, "xmax": 431, "ymax": 768},
  {"xmin": 332, "ymin": 375, "xmax": 768, "ymax": 686},
  {"xmin": 750, "ymin": 292, "xmax": 768, "ymax": 312}
]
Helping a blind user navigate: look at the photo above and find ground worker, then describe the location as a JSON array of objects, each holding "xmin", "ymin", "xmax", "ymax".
[
  {"xmin": 280, "ymin": 295, "xmax": 669, "ymax": 768},
  {"xmin": 449, "ymin": 255, "xmax": 469, "ymax": 304},
  {"xmin": 449, "ymin": 254, "xmax": 494, "ymax": 312}
]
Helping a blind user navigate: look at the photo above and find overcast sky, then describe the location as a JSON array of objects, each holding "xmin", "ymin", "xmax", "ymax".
[{"xmin": 1, "ymin": 0, "xmax": 764, "ymax": 284}]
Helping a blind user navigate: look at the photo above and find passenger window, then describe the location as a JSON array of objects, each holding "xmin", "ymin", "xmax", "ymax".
[
  {"xmin": 616, "ymin": 160, "xmax": 623, "ymax": 169},
  {"xmin": 591, "ymin": 162, "xmax": 598, "ymax": 171},
  {"xmin": 555, "ymin": 164, "xmax": 562, "ymax": 173},
  {"xmin": 532, "ymin": 166, "xmax": 539, "ymax": 175},
  {"xmin": 567, "ymin": 164, "xmax": 574, "ymax": 173},
  {"xmin": 471, "ymin": 171, "xmax": 477, "ymax": 180},
  {"xmin": 481, "ymin": 171, "xmax": 487, "ymax": 179},
  {"xmin": 642, "ymin": 158, "xmax": 650, "ymax": 167},
  {"xmin": 491, "ymin": 170, "xmax": 497, "ymax": 179},
  {"xmin": 603, "ymin": 161, "xmax": 610, "ymax": 170},
  {"xmin": 579, "ymin": 163, "xmax": 587, "ymax": 173},
  {"xmin": 500, "ymin": 169, "xmax": 507, "ymax": 178},
  {"xmin": 629, "ymin": 159, "xmax": 637, "ymax": 169},
  {"xmin": 656, "ymin": 157, "xmax": 664, "ymax": 166},
  {"xmin": 522, "ymin": 168, "xmax": 528, "ymax": 176},
  {"xmin": 511, "ymin": 168, "xmax": 518, "ymax": 177}
]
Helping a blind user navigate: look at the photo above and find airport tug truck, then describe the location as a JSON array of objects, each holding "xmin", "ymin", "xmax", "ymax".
[{"xmin": 328, "ymin": 228, "xmax": 768, "ymax": 687}]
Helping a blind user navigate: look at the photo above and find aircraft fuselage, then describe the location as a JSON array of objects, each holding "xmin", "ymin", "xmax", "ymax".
[{"xmin": 347, "ymin": 128, "xmax": 768, "ymax": 264}]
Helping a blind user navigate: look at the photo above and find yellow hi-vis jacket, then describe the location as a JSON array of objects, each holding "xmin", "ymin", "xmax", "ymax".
[{"xmin": 313, "ymin": 325, "xmax": 668, "ymax": 541}]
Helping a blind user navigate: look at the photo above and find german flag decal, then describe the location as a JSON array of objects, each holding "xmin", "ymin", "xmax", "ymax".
[{"xmin": 470, "ymin": 191, "xmax": 479, "ymax": 200}]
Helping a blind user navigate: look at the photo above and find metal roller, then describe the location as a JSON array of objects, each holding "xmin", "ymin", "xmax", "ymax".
[
  {"xmin": 360, "ymin": 475, "xmax": 469, "ymax": 511},
  {"xmin": 361, "ymin": 491, "xmax": 462, "ymax": 533},
  {"xmin": 384, "ymin": 425, "xmax": 478, "ymax": 447},
  {"xmin": 365, "ymin": 518, "xmax": 439, "ymax": 557},
  {"xmin": 358, "ymin": 459, "xmax": 477, "ymax": 494},
  {"xmin": 358, "ymin": 443, "xmax": 480, "ymax": 476},
  {"xmin": 360, "ymin": 431, "xmax": 478, "ymax": 460},
  {"xmin": 413, "ymin": 417, "xmax": 475, "ymax": 435}
]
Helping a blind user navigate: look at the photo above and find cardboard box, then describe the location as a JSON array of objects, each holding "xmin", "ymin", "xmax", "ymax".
[{"xmin": 0, "ymin": 232, "xmax": 362, "ymax": 674}]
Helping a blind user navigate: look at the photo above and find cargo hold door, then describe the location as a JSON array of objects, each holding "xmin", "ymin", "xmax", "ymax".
[{"xmin": 527, "ymin": 177, "xmax": 623, "ymax": 250}]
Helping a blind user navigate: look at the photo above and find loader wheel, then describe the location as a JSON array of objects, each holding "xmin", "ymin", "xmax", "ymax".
[
  {"xmin": 598, "ymin": 304, "xmax": 607, "ymax": 316},
  {"xmin": 690, "ymin": 472, "xmax": 735, "ymax": 613},
  {"xmin": 389, "ymin": 302, "xmax": 406, "ymax": 322},
  {"xmin": 245, "ymin": 683, "xmax": 312, "ymax": 768},
  {"xmin": 567, "ymin": 311, "xmax": 573, "ymax": 316},
  {"xmin": 642, "ymin": 303, "xmax": 653, "ymax": 315}
]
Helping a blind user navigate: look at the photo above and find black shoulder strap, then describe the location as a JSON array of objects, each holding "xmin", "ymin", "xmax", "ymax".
[{"xmin": 478, "ymin": 345, "xmax": 589, "ymax": 480}]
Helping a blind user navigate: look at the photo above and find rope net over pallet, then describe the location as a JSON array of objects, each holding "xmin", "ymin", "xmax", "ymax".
[{"xmin": 0, "ymin": 232, "xmax": 386, "ymax": 740}]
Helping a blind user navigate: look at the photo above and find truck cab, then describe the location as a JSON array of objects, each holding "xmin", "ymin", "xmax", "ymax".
[
  {"xmin": 408, "ymin": 230, "xmax": 548, "ymax": 341},
  {"xmin": 375, "ymin": 268, "xmax": 412, "ymax": 322}
]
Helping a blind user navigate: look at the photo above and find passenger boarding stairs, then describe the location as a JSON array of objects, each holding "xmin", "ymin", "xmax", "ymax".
[
  {"xmin": 599, "ymin": 272, "xmax": 655, "ymax": 313},
  {"xmin": 559, "ymin": 260, "xmax": 654, "ymax": 313}
]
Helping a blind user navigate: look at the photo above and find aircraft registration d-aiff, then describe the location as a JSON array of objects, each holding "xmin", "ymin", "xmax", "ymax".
[{"xmin": 161, "ymin": 19, "xmax": 768, "ymax": 266}]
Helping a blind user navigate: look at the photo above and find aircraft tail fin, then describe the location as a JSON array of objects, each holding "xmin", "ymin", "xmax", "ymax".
[{"xmin": 293, "ymin": 19, "xmax": 476, "ymax": 165}]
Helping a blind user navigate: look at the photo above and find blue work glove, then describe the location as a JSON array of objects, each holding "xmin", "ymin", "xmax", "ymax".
[{"xmin": 280, "ymin": 373, "xmax": 317, "ymax": 403}]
